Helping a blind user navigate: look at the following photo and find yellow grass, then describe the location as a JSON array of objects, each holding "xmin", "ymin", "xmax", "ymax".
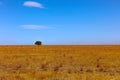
[{"xmin": 0, "ymin": 45, "xmax": 120, "ymax": 80}]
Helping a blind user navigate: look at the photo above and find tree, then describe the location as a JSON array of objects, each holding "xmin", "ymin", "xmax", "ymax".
[{"xmin": 35, "ymin": 41, "xmax": 42, "ymax": 45}]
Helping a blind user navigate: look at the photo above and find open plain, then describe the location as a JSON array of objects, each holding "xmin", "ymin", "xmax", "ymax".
[{"xmin": 0, "ymin": 45, "xmax": 120, "ymax": 80}]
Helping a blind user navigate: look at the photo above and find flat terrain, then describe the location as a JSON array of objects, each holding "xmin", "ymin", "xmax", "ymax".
[{"xmin": 0, "ymin": 45, "xmax": 120, "ymax": 80}]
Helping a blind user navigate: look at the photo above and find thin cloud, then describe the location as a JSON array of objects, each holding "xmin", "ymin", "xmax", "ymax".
[
  {"xmin": 21, "ymin": 25, "xmax": 51, "ymax": 30},
  {"xmin": 23, "ymin": 1, "xmax": 44, "ymax": 8}
]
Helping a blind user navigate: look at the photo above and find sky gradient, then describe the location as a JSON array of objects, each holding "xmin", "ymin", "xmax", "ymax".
[{"xmin": 0, "ymin": 0, "xmax": 120, "ymax": 45}]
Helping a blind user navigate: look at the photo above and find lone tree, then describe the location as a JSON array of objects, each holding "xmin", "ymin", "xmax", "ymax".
[{"xmin": 35, "ymin": 41, "xmax": 42, "ymax": 45}]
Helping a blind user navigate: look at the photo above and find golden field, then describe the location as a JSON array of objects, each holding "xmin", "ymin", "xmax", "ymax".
[{"xmin": 0, "ymin": 45, "xmax": 120, "ymax": 80}]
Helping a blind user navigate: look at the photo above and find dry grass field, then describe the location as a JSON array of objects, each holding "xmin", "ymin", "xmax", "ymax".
[{"xmin": 0, "ymin": 45, "xmax": 120, "ymax": 80}]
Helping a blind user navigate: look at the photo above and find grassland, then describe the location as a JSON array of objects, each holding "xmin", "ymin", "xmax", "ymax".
[{"xmin": 0, "ymin": 45, "xmax": 120, "ymax": 80}]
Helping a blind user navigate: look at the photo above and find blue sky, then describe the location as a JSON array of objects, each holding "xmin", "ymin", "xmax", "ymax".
[{"xmin": 0, "ymin": 0, "xmax": 120, "ymax": 45}]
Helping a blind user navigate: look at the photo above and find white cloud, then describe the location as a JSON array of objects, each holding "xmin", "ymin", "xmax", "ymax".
[
  {"xmin": 21, "ymin": 25, "xmax": 51, "ymax": 30},
  {"xmin": 23, "ymin": 1, "xmax": 44, "ymax": 8}
]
